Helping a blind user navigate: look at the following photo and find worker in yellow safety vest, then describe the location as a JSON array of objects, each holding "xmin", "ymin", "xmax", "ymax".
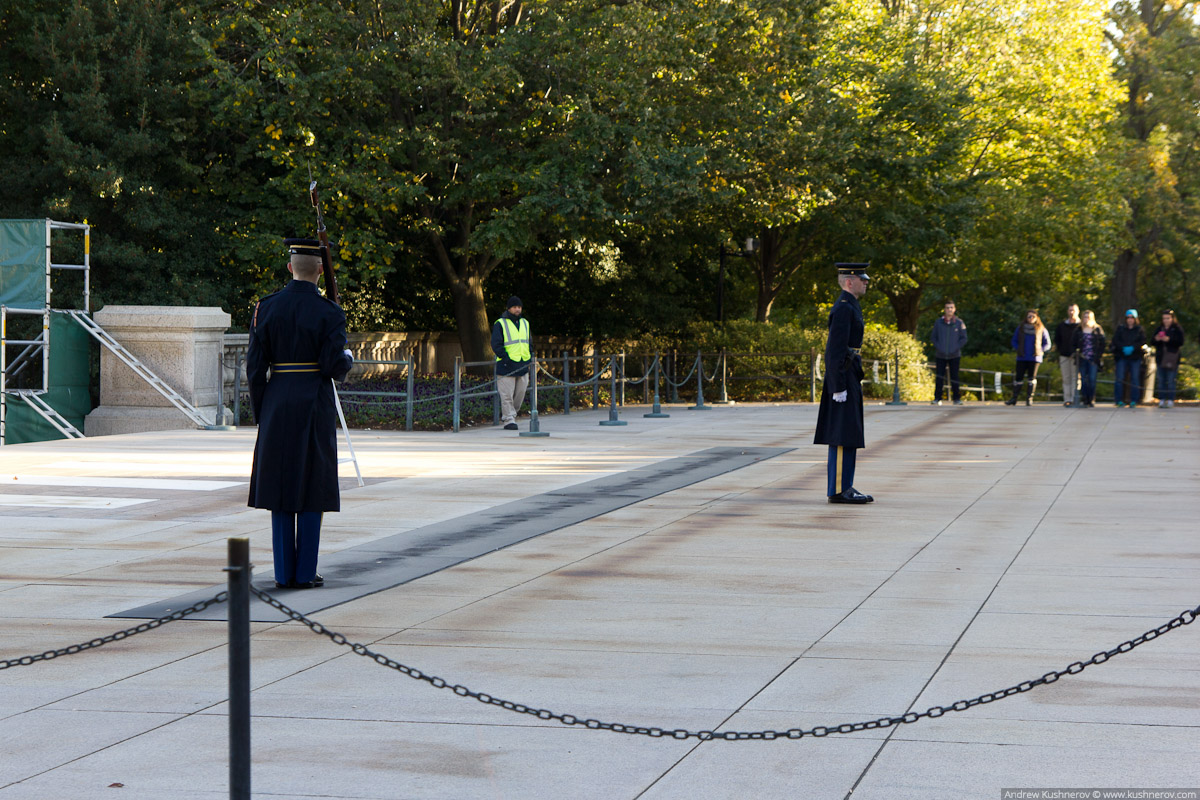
[{"xmin": 491, "ymin": 296, "xmax": 531, "ymax": 430}]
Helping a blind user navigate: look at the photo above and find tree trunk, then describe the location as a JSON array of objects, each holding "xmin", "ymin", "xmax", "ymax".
[
  {"xmin": 449, "ymin": 272, "xmax": 493, "ymax": 368},
  {"xmin": 753, "ymin": 229, "xmax": 784, "ymax": 323},
  {"xmin": 1110, "ymin": 247, "xmax": 1142, "ymax": 330},
  {"xmin": 886, "ymin": 286, "xmax": 923, "ymax": 334}
]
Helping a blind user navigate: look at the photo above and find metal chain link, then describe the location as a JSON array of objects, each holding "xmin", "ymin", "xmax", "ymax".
[
  {"xmin": 250, "ymin": 587, "xmax": 1200, "ymax": 742},
  {"xmin": 0, "ymin": 592, "xmax": 229, "ymax": 671}
]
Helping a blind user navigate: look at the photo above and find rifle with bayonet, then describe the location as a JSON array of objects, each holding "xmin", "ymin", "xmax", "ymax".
[{"xmin": 308, "ymin": 165, "xmax": 340, "ymax": 306}]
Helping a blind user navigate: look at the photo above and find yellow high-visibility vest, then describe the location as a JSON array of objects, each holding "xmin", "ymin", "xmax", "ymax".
[{"xmin": 496, "ymin": 317, "xmax": 530, "ymax": 361}]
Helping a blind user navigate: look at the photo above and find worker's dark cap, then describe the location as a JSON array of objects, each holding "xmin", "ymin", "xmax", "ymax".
[
  {"xmin": 284, "ymin": 238, "xmax": 323, "ymax": 258},
  {"xmin": 836, "ymin": 262, "xmax": 870, "ymax": 280}
]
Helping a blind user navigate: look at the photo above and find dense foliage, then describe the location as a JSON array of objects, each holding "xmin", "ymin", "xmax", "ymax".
[{"xmin": 2, "ymin": 0, "xmax": 1198, "ymax": 361}]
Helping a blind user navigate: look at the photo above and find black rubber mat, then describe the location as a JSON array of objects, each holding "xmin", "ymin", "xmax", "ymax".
[{"xmin": 111, "ymin": 446, "xmax": 792, "ymax": 622}]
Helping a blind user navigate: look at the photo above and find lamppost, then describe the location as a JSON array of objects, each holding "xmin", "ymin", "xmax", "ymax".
[{"xmin": 717, "ymin": 237, "xmax": 760, "ymax": 322}]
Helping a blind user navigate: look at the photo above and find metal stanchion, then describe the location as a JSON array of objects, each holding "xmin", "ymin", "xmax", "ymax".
[
  {"xmin": 669, "ymin": 349, "xmax": 680, "ymax": 404},
  {"xmin": 599, "ymin": 356, "xmax": 627, "ymax": 426},
  {"xmin": 689, "ymin": 351, "xmax": 709, "ymax": 410},
  {"xmin": 886, "ymin": 348, "xmax": 907, "ymax": 406},
  {"xmin": 210, "ymin": 349, "xmax": 236, "ymax": 430},
  {"xmin": 618, "ymin": 352, "xmax": 626, "ymax": 407},
  {"xmin": 233, "ymin": 350, "xmax": 243, "ymax": 426},
  {"xmin": 405, "ymin": 361, "xmax": 414, "ymax": 431},
  {"xmin": 562, "ymin": 350, "xmax": 571, "ymax": 415},
  {"xmin": 592, "ymin": 353, "xmax": 600, "ymax": 409},
  {"xmin": 713, "ymin": 348, "xmax": 731, "ymax": 404},
  {"xmin": 810, "ymin": 349, "xmax": 820, "ymax": 403},
  {"xmin": 520, "ymin": 360, "xmax": 549, "ymax": 437},
  {"xmin": 492, "ymin": 361, "xmax": 500, "ymax": 426},
  {"xmin": 644, "ymin": 353, "xmax": 670, "ymax": 418},
  {"xmin": 226, "ymin": 537, "xmax": 251, "ymax": 800},
  {"xmin": 452, "ymin": 356, "xmax": 462, "ymax": 432}
]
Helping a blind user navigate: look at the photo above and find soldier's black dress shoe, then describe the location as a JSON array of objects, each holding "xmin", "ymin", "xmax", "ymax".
[
  {"xmin": 275, "ymin": 581, "xmax": 294, "ymax": 589},
  {"xmin": 828, "ymin": 488, "xmax": 874, "ymax": 504},
  {"xmin": 293, "ymin": 574, "xmax": 324, "ymax": 589}
]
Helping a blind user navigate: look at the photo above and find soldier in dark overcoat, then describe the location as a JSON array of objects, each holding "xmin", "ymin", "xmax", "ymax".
[
  {"xmin": 814, "ymin": 263, "xmax": 874, "ymax": 504},
  {"xmin": 247, "ymin": 239, "xmax": 354, "ymax": 588}
]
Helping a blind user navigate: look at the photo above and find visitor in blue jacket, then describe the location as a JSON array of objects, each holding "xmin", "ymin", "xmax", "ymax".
[{"xmin": 1006, "ymin": 309, "xmax": 1051, "ymax": 406}]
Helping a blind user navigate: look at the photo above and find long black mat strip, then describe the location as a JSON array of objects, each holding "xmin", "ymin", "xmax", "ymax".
[{"xmin": 110, "ymin": 447, "xmax": 792, "ymax": 622}]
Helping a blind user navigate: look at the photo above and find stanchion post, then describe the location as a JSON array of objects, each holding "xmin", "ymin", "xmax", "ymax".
[
  {"xmin": 227, "ymin": 537, "xmax": 251, "ymax": 800},
  {"xmin": 619, "ymin": 352, "xmax": 626, "ymax": 407},
  {"xmin": 714, "ymin": 348, "xmax": 731, "ymax": 404},
  {"xmin": 592, "ymin": 353, "xmax": 600, "ymax": 409},
  {"xmin": 562, "ymin": 350, "xmax": 571, "ymax": 415},
  {"xmin": 689, "ymin": 351, "xmax": 710, "ymax": 410},
  {"xmin": 886, "ymin": 348, "xmax": 907, "ymax": 406},
  {"xmin": 452, "ymin": 355, "xmax": 462, "ymax": 432},
  {"xmin": 521, "ymin": 359, "xmax": 549, "ymax": 437},
  {"xmin": 644, "ymin": 353, "xmax": 670, "ymax": 418},
  {"xmin": 492, "ymin": 361, "xmax": 500, "ymax": 426},
  {"xmin": 405, "ymin": 359, "xmax": 414, "ymax": 431},
  {"xmin": 669, "ymin": 349, "xmax": 680, "ymax": 404},
  {"xmin": 809, "ymin": 348, "xmax": 817, "ymax": 403},
  {"xmin": 234, "ymin": 349, "xmax": 243, "ymax": 427},
  {"xmin": 599, "ymin": 355, "xmax": 628, "ymax": 426}
]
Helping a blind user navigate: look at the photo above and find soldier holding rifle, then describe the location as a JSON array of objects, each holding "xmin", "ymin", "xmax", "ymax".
[{"xmin": 247, "ymin": 176, "xmax": 353, "ymax": 588}]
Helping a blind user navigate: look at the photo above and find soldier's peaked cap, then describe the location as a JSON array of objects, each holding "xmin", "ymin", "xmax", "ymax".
[
  {"xmin": 835, "ymin": 262, "xmax": 870, "ymax": 280},
  {"xmin": 285, "ymin": 238, "xmax": 323, "ymax": 258}
]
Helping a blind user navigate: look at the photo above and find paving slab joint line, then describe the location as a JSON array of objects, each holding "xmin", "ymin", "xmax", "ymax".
[{"xmin": 246, "ymin": 587, "xmax": 1200, "ymax": 742}]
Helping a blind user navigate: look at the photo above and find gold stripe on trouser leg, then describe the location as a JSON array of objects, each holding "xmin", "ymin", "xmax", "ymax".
[{"xmin": 836, "ymin": 446, "xmax": 843, "ymax": 495}]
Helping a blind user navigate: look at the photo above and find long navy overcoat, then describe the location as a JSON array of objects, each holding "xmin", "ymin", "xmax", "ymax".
[
  {"xmin": 813, "ymin": 290, "xmax": 866, "ymax": 449},
  {"xmin": 247, "ymin": 280, "xmax": 353, "ymax": 512}
]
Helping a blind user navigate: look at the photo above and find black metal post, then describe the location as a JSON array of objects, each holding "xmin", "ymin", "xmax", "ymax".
[
  {"xmin": 227, "ymin": 537, "xmax": 251, "ymax": 800},
  {"xmin": 592, "ymin": 353, "xmax": 600, "ymax": 409},
  {"xmin": 886, "ymin": 348, "xmax": 907, "ymax": 406},
  {"xmin": 670, "ymin": 350, "xmax": 680, "ymax": 404},
  {"xmin": 645, "ymin": 353, "xmax": 670, "ymax": 418},
  {"xmin": 689, "ymin": 351, "xmax": 710, "ymax": 410},
  {"xmin": 521, "ymin": 360, "xmax": 549, "ymax": 437},
  {"xmin": 562, "ymin": 350, "xmax": 571, "ymax": 415},
  {"xmin": 452, "ymin": 356, "xmax": 462, "ymax": 432},
  {"xmin": 717, "ymin": 245, "xmax": 727, "ymax": 322},
  {"xmin": 233, "ymin": 350, "xmax": 243, "ymax": 426},
  {"xmin": 405, "ymin": 360, "xmax": 414, "ymax": 431},
  {"xmin": 599, "ymin": 355, "xmax": 627, "ymax": 426}
]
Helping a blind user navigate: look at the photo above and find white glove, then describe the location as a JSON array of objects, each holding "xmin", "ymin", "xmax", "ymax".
[
  {"xmin": 833, "ymin": 390, "xmax": 847, "ymax": 403},
  {"xmin": 343, "ymin": 349, "xmax": 353, "ymax": 359}
]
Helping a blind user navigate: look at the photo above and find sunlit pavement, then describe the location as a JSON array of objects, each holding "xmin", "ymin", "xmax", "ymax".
[{"xmin": 1, "ymin": 401, "xmax": 1197, "ymax": 799}]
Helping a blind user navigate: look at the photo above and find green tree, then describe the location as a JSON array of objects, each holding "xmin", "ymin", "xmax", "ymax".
[
  {"xmin": 781, "ymin": 0, "xmax": 1124, "ymax": 333},
  {"xmin": 194, "ymin": 0, "xmax": 720, "ymax": 353},
  {"xmin": 1108, "ymin": 0, "xmax": 1200, "ymax": 329},
  {"xmin": 0, "ymin": 0, "xmax": 228, "ymax": 309}
]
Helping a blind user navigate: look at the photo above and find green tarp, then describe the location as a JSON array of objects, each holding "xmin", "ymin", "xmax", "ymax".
[
  {"xmin": 4, "ymin": 312, "xmax": 92, "ymax": 444},
  {"xmin": 0, "ymin": 219, "xmax": 46, "ymax": 310}
]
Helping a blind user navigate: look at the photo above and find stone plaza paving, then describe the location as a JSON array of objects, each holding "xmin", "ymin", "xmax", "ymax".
[{"xmin": 0, "ymin": 401, "xmax": 1198, "ymax": 799}]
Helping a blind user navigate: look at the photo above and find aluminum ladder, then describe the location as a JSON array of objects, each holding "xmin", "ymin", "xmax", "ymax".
[
  {"xmin": 65, "ymin": 310, "xmax": 212, "ymax": 429},
  {"xmin": 8, "ymin": 389, "xmax": 84, "ymax": 439}
]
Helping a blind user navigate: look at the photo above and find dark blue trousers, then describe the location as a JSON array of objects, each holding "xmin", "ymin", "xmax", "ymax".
[
  {"xmin": 271, "ymin": 511, "xmax": 323, "ymax": 585},
  {"xmin": 827, "ymin": 445, "xmax": 857, "ymax": 497}
]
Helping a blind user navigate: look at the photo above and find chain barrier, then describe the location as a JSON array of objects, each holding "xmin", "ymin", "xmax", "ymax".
[
  {"xmin": 250, "ymin": 587, "xmax": 1200, "ymax": 742},
  {"xmin": 0, "ymin": 592, "xmax": 229, "ymax": 671}
]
